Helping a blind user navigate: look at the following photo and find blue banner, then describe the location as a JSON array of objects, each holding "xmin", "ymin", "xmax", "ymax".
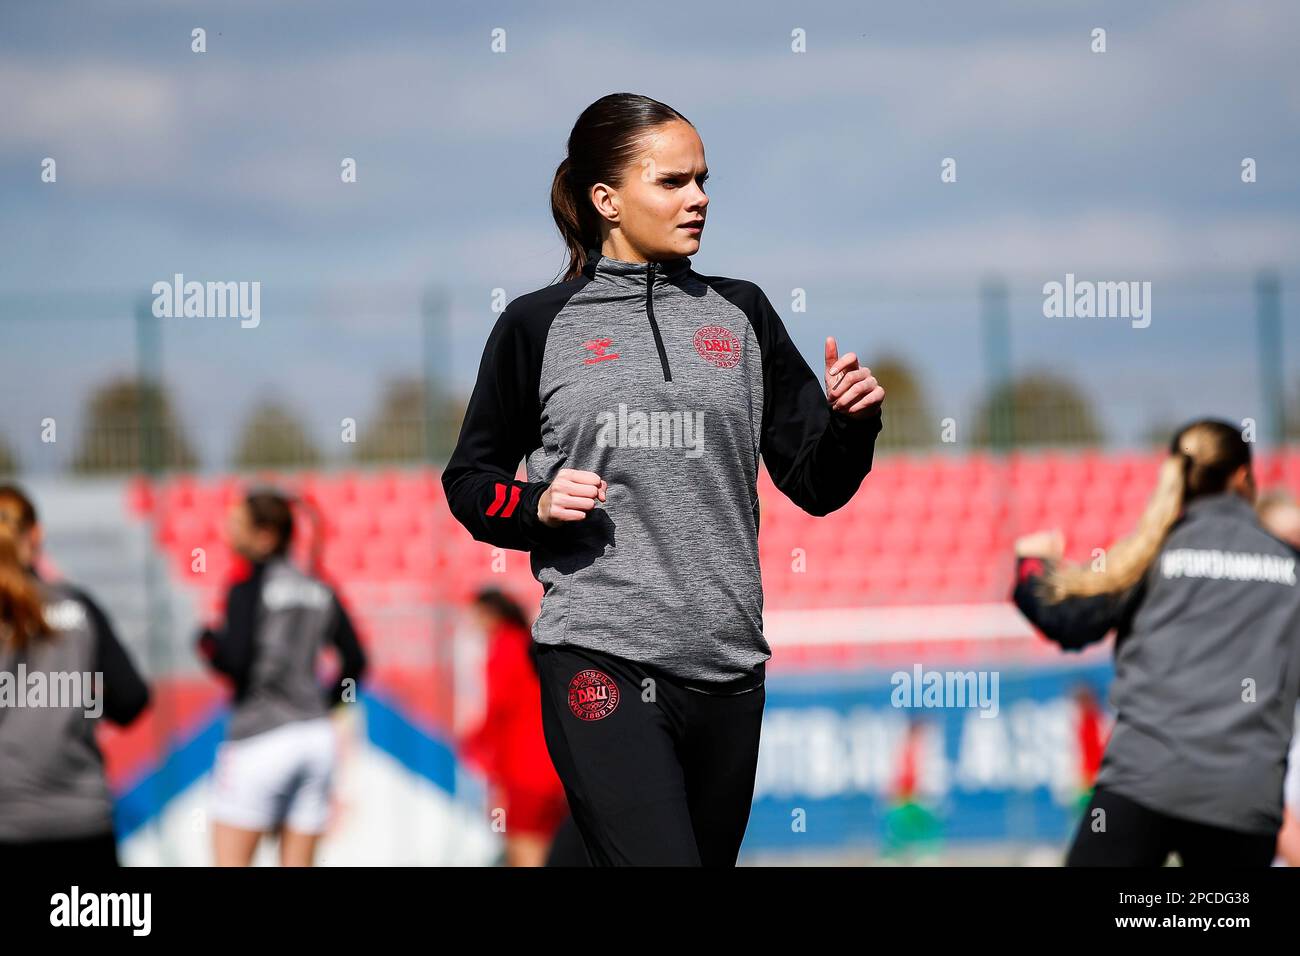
[{"xmin": 746, "ymin": 661, "xmax": 1115, "ymax": 855}]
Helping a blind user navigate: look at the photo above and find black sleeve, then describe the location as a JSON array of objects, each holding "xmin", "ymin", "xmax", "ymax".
[
  {"xmin": 442, "ymin": 305, "xmax": 570, "ymax": 551},
  {"xmin": 76, "ymin": 588, "xmax": 150, "ymax": 726},
  {"xmin": 751, "ymin": 286, "xmax": 883, "ymax": 516},
  {"xmin": 322, "ymin": 595, "xmax": 367, "ymax": 709},
  {"xmin": 1011, "ymin": 556, "xmax": 1142, "ymax": 652},
  {"xmin": 196, "ymin": 573, "xmax": 262, "ymax": 692}
]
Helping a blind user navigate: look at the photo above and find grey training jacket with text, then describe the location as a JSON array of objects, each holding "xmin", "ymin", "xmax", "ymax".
[
  {"xmin": 1014, "ymin": 492, "xmax": 1300, "ymax": 834},
  {"xmin": 0, "ymin": 577, "xmax": 149, "ymax": 842}
]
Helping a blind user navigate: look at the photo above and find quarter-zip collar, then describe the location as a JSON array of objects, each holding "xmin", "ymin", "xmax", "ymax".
[
  {"xmin": 581, "ymin": 248, "xmax": 692, "ymax": 285},
  {"xmin": 580, "ymin": 248, "xmax": 689, "ymax": 382}
]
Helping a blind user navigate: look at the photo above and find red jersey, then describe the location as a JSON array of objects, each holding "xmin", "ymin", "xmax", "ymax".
[{"xmin": 461, "ymin": 622, "xmax": 564, "ymax": 798}]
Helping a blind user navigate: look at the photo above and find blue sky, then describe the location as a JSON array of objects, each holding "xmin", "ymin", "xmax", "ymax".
[{"xmin": 2, "ymin": 0, "xmax": 1298, "ymax": 469}]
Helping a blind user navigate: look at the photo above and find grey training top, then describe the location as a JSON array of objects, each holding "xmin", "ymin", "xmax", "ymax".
[
  {"xmin": 0, "ymin": 577, "xmax": 149, "ymax": 842},
  {"xmin": 443, "ymin": 251, "xmax": 883, "ymax": 684},
  {"xmin": 1015, "ymin": 492, "xmax": 1300, "ymax": 834},
  {"xmin": 209, "ymin": 557, "xmax": 365, "ymax": 742}
]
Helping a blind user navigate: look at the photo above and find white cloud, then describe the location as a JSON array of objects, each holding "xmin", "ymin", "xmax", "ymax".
[{"xmin": 0, "ymin": 63, "xmax": 183, "ymax": 179}]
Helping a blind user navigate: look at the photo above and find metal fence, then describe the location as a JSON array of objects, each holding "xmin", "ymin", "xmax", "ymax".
[{"xmin": 1, "ymin": 269, "xmax": 1290, "ymax": 476}]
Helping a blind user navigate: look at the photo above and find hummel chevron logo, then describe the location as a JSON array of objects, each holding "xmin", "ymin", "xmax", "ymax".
[
  {"xmin": 485, "ymin": 482, "xmax": 521, "ymax": 518},
  {"xmin": 582, "ymin": 338, "xmax": 620, "ymax": 364}
]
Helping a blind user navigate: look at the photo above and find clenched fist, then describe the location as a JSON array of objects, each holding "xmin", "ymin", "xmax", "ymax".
[{"xmin": 538, "ymin": 469, "xmax": 608, "ymax": 527}]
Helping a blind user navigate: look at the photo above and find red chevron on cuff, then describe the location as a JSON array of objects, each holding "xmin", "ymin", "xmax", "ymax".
[{"xmin": 485, "ymin": 482, "xmax": 522, "ymax": 518}]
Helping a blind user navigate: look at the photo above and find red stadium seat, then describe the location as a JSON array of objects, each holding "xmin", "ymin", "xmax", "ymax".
[{"xmin": 134, "ymin": 452, "xmax": 1198, "ymax": 627}]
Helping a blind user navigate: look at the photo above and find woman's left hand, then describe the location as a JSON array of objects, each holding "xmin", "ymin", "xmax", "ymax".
[
  {"xmin": 1014, "ymin": 529, "xmax": 1065, "ymax": 560},
  {"xmin": 825, "ymin": 337, "xmax": 885, "ymax": 418}
]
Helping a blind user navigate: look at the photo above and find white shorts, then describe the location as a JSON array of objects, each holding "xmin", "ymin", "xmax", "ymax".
[{"xmin": 211, "ymin": 717, "xmax": 337, "ymax": 834}]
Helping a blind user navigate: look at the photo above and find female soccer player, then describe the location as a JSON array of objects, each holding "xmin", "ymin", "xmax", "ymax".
[
  {"xmin": 443, "ymin": 93, "xmax": 885, "ymax": 866},
  {"xmin": 0, "ymin": 483, "xmax": 150, "ymax": 866},
  {"xmin": 1013, "ymin": 419, "xmax": 1300, "ymax": 866},
  {"xmin": 461, "ymin": 588, "xmax": 570, "ymax": 866},
  {"xmin": 198, "ymin": 489, "xmax": 367, "ymax": 866}
]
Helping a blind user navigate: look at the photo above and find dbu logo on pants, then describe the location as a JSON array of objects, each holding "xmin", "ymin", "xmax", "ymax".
[{"xmin": 568, "ymin": 669, "xmax": 620, "ymax": 721}]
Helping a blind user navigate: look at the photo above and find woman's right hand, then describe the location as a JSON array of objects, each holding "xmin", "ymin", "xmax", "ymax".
[{"xmin": 538, "ymin": 469, "xmax": 607, "ymax": 527}]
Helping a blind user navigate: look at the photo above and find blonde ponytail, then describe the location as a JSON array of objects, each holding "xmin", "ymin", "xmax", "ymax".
[
  {"xmin": 1037, "ymin": 418, "xmax": 1251, "ymax": 604},
  {"xmin": 1039, "ymin": 454, "xmax": 1186, "ymax": 601}
]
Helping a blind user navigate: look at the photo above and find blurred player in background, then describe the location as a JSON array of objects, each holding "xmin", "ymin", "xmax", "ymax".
[
  {"xmin": 1254, "ymin": 490, "xmax": 1300, "ymax": 866},
  {"xmin": 0, "ymin": 484, "xmax": 150, "ymax": 866},
  {"xmin": 1069, "ymin": 684, "xmax": 1107, "ymax": 813},
  {"xmin": 460, "ymin": 587, "xmax": 570, "ymax": 866},
  {"xmin": 197, "ymin": 489, "xmax": 367, "ymax": 866},
  {"xmin": 881, "ymin": 720, "xmax": 943, "ymax": 862},
  {"xmin": 1013, "ymin": 419, "xmax": 1300, "ymax": 866}
]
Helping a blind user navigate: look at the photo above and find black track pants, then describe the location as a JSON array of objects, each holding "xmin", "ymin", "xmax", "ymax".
[
  {"xmin": 535, "ymin": 643, "xmax": 765, "ymax": 867},
  {"xmin": 1066, "ymin": 786, "xmax": 1278, "ymax": 867},
  {"xmin": 0, "ymin": 831, "xmax": 120, "ymax": 867}
]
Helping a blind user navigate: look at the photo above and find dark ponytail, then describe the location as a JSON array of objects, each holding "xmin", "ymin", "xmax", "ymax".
[
  {"xmin": 244, "ymin": 488, "xmax": 294, "ymax": 557},
  {"xmin": 0, "ymin": 484, "xmax": 51, "ymax": 649},
  {"xmin": 551, "ymin": 93, "xmax": 692, "ymax": 283}
]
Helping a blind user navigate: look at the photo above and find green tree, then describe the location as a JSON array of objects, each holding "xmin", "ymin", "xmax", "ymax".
[
  {"xmin": 72, "ymin": 378, "xmax": 198, "ymax": 473},
  {"xmin": 868, "ymin": 355, "xmax": 934, "ymax": 450},
  {"xmin": 0, "ymin": 436, "xmax": 17, "ymax": 475},
  {"xmin": 232, "ymin": 399, "xmax": 323, "ymax": 469},
  {"xmin": 1282, "ymin": 377, "xmax": 1300, "ymax": 442},
  {"xmin": 974, "ymin": 373, "xmax": 1104, "ymax": 448},
  {"xmin": 352, "ymin": 377, "xmax": 466, "ymax": 464},
  {"xmin": 1141, "ymin": 418, "xmax": 1185, "ymax": 449}
]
